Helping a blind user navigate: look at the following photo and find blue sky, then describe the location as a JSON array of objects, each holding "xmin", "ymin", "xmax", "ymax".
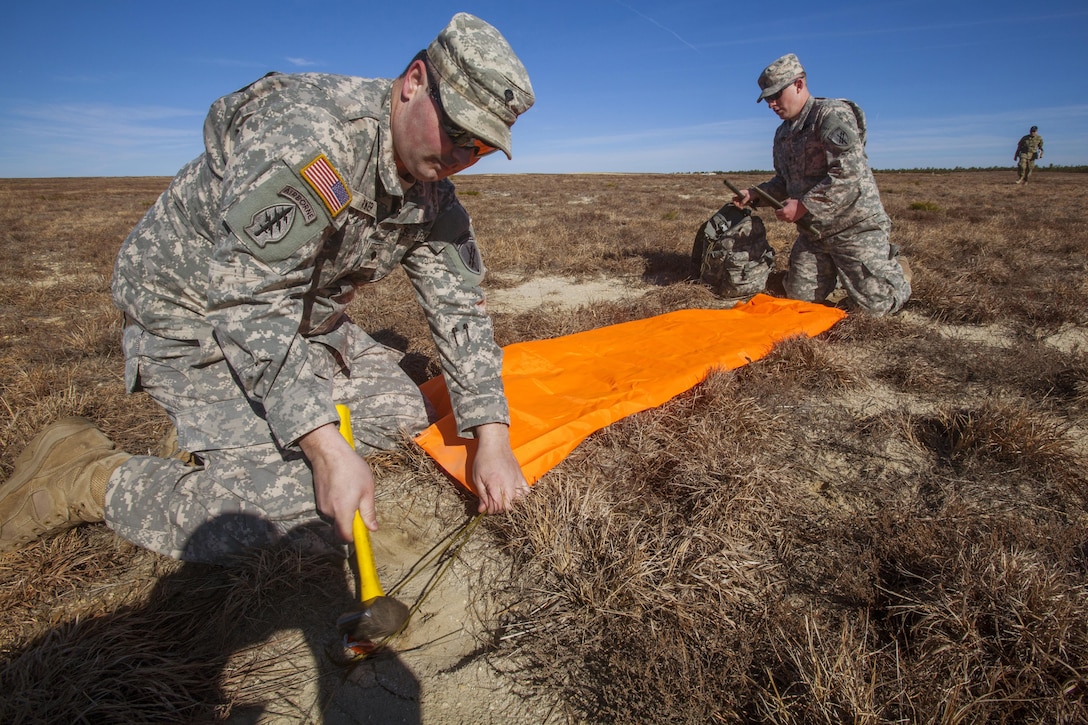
[{"xmin": 2, "ymin": 1, "xmax": 1085, "ymax": 177}]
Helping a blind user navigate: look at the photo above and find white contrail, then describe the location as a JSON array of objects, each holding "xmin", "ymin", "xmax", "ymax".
[{"xmin": 614, "ymin": 0, "xmax": 701, "ymax": 53}]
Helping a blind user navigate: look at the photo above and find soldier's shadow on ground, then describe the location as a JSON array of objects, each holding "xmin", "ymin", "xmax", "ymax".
[{"xmin": 1, "ymin": 515, "xmax": 422, "ymax": 724}]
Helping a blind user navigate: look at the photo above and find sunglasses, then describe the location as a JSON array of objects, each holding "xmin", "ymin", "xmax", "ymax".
[
  {"xmin": 424, "ymin": 66, "xmax": 498, "ymax": 158},
  {"xmin": 765, "ymin": 79, "xmax": 800, "ymax": 103}
]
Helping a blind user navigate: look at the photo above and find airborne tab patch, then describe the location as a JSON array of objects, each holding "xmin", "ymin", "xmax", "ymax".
[
  {"xmin": 278, "ymin": 185, "xmax": 317, "ymax": 224},
  {"xmin": 300, "ymin": 154, "xmax": 352, "ymax": 216}
]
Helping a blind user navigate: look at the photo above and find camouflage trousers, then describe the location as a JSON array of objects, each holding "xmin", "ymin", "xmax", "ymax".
[
  {"xmin": 107, "ymin": 321, "xmax": 430, "ymax": 562},
  {"xmin": 785, "ymin": 212, "xmax": 911, "ymax": 316},
  {"xmin": 1017, "ymin": 156, "xmax": 1036, "ymax": 183}
]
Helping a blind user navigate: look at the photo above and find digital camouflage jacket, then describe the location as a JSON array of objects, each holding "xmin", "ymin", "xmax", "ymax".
[
  {"xmin": 112, "ymin": 73, "xmax": 507, "ymax": 448},
  {"xmin": 757, "ymin": 96, "xmax": 886, "ymax": 240},
  {"xmin": 1016, "ymin": 133, "xmax": 1044, "ymax": 160}
]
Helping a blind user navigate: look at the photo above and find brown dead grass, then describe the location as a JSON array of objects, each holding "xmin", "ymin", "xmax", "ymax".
[{"xmin": 2, "ymin": 171, "xmax": 1088, "ymax": 723}]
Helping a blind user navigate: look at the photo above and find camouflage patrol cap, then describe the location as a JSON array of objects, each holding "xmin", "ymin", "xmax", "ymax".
[
  {"xmin": 1030, "ymin": 126, "xmax": 1038, "ymax": 132},
  {"xmin": 427, "ymin": 13, "xmax": 534, "ymax": 159},
  {"xmin": 756, "ymin": 53, "xmax": 806, "ymax": 103}
]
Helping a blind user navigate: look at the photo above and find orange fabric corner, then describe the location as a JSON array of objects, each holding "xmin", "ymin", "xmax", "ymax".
[{"xmin": 414, "ymin": 294, "xmax": 846, "ymax": 493}]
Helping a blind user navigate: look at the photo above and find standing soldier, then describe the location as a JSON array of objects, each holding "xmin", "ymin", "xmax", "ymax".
[
  {"xmin": 1015, "ymin": 126, "xmax": 1044, "ymax": 184},
  {"xmin": 732, "ymin": 53, "xmax": 910, "ymax": 316},
  {"xmin": 0, "ymin": 13, "xmax": 534, "ymax": 562}
]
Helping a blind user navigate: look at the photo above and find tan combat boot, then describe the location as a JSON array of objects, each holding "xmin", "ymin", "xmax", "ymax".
[
  {"xmin": 899, "ymin": 256, "xmax": 913, "ymax": 285},
  {"xmin": 0, "ymin": 417, "xmax": 131, "ymax": 552}
]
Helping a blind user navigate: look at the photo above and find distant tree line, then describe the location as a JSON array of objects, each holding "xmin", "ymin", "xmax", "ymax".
[
  {"xmin": 874, "ymin": 164, "xmax": 1088, "ymax": 173},
  {"xmin": 697, "ymin": 165, "xmax": 1088, "ymax": 175}
]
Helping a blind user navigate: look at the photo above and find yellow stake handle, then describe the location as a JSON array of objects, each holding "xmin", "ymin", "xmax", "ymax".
[
  {"xmin": 353, "ymin": 511, "xmax": 385, "ymax": 601},
  {"xmin": 336, "ymin": 405, "xmax": 386, "ymax": 602}
]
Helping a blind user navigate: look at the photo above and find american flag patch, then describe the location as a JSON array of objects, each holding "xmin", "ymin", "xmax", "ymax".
[{"xmin": 300, "ymin": 154, "xmax": 352, "ymax": 216}]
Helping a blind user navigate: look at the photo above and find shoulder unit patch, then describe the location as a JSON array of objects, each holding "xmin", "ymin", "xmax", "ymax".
[
  {"xmin": 224, "ymin": 162, "xmax": 327, "ymax": 264},
  {"xmin": 824, "ymin": 122, "xmax": 857, "ymax": 151},
  {"xmin": 244, "ymin": 204, "xmax": 296, "ymax": 247},
  {"xmin": 458, "ymin": 238, "xmax": 482, "ymax": 275},
  {"xmin": 300, "ymin": 154, "xmax": 352, "ymax": 216}
]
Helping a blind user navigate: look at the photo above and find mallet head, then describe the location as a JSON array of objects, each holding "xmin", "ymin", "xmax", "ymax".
[{"xmin": 336, "ymin": 594, "xmax": 411, "ymax": 641}]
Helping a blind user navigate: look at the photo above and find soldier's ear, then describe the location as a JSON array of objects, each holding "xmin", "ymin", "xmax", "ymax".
[{"xmin": 402, "ymin": 59, "xmax": 427, "ymax": 102}]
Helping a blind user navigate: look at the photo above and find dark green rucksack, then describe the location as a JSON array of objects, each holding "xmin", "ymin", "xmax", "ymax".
[{"xmin": 691, "ymin": 203, "xmax": 775, "ymax": 300}]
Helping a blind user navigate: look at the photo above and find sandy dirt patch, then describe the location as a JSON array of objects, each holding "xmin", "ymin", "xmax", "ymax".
[
  {"xmin": 239, "ymin": 469, "xmax": 557, "ymax": 725},
  {"xmin": 486, "ymin": 274, "xmax": 654, "ymax": 313}
]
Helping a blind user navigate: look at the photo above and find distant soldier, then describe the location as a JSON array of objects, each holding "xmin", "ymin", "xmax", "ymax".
[
  {"xmin": 1014, "ymin": 126, "xmax": 1044, "ymax": 185},
  {"xmin": 0, "ymin": 13, "xmax": 534, "ymax": 561},
  {"xmin": 732, "ymin": 53, "xmax": 910, "ymax": 316}
]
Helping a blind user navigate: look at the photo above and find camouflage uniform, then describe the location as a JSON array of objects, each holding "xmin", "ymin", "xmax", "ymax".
[
  {"xmin": 1015, "ymin": 129, "xmax": 1044, "ymax": 184},
  {"xmin": 754, "ymin": 95, "xmax": 910, "ymax": 315},
  {"xmin": 110, "ymin": 73, "xmax": 509, "ymax": 561}
]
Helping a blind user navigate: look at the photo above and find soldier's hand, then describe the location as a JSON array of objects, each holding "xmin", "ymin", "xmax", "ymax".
[
  {"xmin": 471, "ymin": 422, "xmax": 529, "ymax": 514},
  {"xmin": 776, "ymin": 198, "xmax": 808, "ymax": 224},
  {"xmin": 732, "ymin": 189, "xmax": 753, "ymax": 208},
  {"xmin": 301, "ymin": 422, "xmax": 378, "ymax": 540}
]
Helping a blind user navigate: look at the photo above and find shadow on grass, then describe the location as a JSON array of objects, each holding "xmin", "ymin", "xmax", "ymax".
[{"xmin": 0, "ymin": 516, "xmax": 422, "ymax": 724}]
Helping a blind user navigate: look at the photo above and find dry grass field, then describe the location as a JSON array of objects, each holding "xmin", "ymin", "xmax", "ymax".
[{"xmin": 1, "ymin": 170, "xmax": 1087, "ymax": 723}]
